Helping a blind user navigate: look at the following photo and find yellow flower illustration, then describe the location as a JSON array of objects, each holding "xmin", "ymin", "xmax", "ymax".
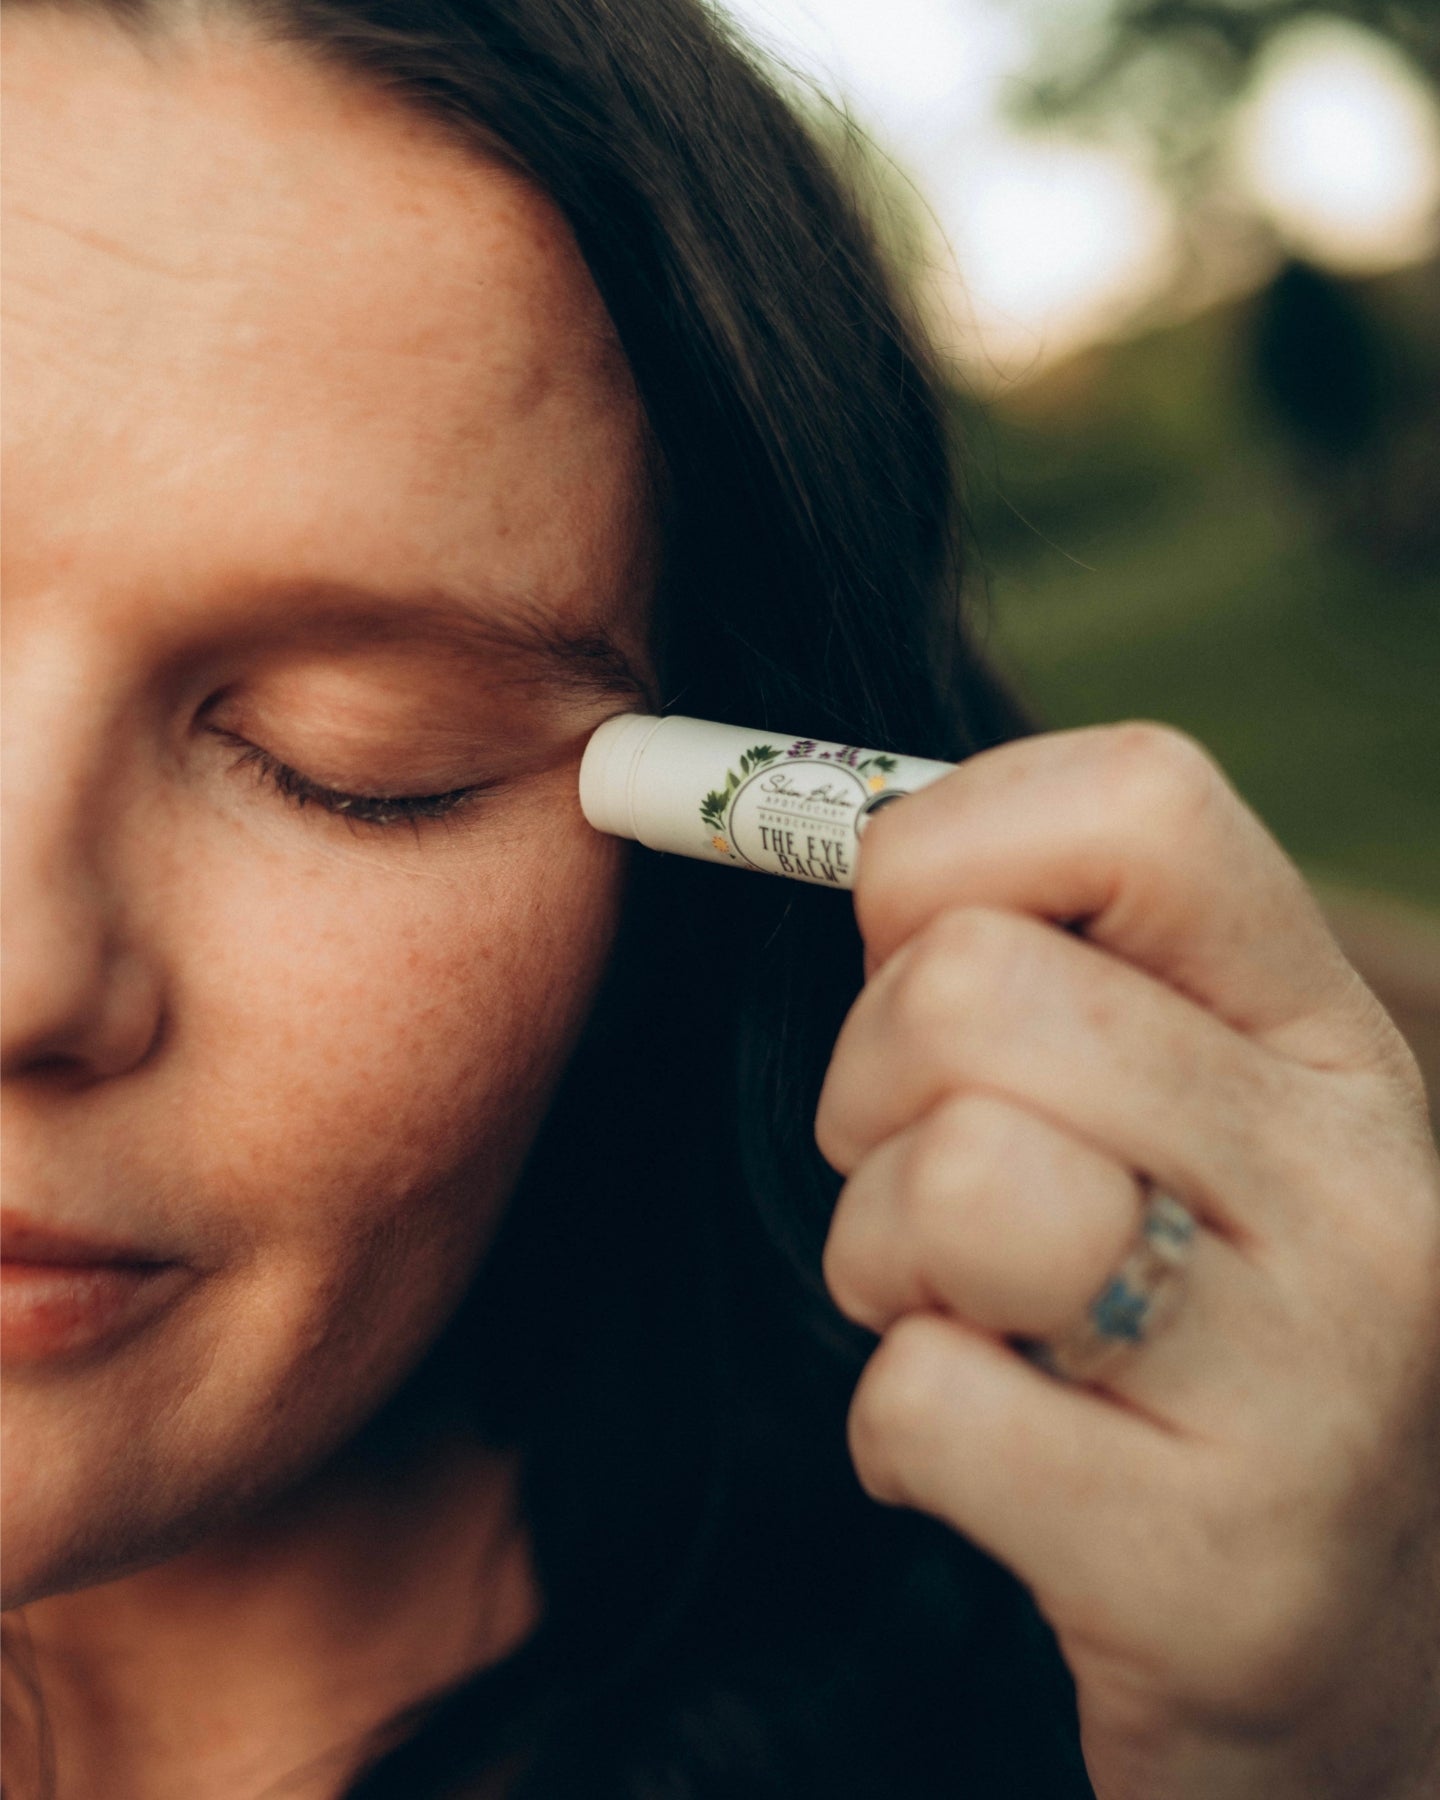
[
  {"xmin": 867, "ymin": 774, "xmax": 887, "ymax": 792},
  {"xmin": 711, "ymin": 835, "xmax": 730, "ymax": 854}
]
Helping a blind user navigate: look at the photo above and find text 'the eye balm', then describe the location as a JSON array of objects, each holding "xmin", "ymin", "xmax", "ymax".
[{"xmin": 579, "ymin": 713, "xmax": 957, "ymax": 890}]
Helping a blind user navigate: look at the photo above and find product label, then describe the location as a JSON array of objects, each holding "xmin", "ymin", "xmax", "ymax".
[{"xmin": 699, "ymin": 739, "xmax": 898, "ymax": 887}]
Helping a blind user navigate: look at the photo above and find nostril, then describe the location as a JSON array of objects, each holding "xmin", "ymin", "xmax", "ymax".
[
  {"xmin": 25, "ymin": 1053, "xmax": 84, "ymax": 1077},
  {"xmin": 1, "ymin": 950, "xmax": 166, "ymax": 1085},
  {"xmin": 5, "ymin": 1049, "xmax": 94, "ymax": 1088}
]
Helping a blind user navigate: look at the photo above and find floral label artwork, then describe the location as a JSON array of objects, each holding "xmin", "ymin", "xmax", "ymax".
[
  {"xmin": 577, "ymin": 711, "xmax": 958, "ymax": 892},
  {"xmin": 700, "ymin": 739, "xmax": 898, "ymax": 886}
]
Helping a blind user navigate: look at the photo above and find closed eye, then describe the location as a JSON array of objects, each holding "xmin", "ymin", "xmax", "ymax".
[{"xmin": 211, "ymin": 728, "xmax": 498, "ymax": 829}]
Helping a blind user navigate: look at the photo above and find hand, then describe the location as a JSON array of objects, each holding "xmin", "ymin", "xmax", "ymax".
[{"xmin": 814, "ymin": 722, "xmax": 1440, "ymax": 1800}]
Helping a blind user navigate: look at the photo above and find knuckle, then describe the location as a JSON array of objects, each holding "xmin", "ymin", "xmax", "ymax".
[
  {"xmin": 820, "ymin": 1202, "xmax": 876, "ymax": 1330},
  {"xmin": 898, "ymin": 1109, "xmax": 966, "ymax": 1227},
  {"xmin": 898, "ymin": 1095, "xmax": 1007, "ymax": 1238},
  {"xmin": 851, "ymin": 772, "xmax": 957, "ymax": 933},
  {"xmin": 887, "ymin": 908, "xmax": 1014, "ymax": 1050},
  {"xmin": 1104, "ymin": 718, "xmax": 1218, "ymax": 786},
  {"xmin": 851, "ymin": 814, "xmax": 904, "ymax": 941},
  {"xmin": 1100, "ymin": 720, "xmax": 1224, "ymax": 836},
  {"xmin": 926, "ymin": 902, "xmax": 1014, "ymax": 964},
  {"xmin": 813, "ymin": 1047, "xmax": 861, "ymax": 1173},
  {"xmin": 886, "ymin": 957, "xmax": 959, "ymax": 1067},
  {"xmin": 846, "ymin": 1314, "xmax": 949, "ymax": 1504},
  {"xmin": 812, "ymin": 1094, "xmax": 846, "ymax": 1174}
]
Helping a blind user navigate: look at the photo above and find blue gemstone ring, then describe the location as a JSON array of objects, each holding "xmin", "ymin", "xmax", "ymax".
[{"xmin": 1020, "ymin": 1187, "xmax": 1198, "ymax": 1385}]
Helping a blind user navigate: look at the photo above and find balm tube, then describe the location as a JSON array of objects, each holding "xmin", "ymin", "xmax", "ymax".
[{"xmin": 579, "ymin": 713, "xmax": 958, "ymax": 890}]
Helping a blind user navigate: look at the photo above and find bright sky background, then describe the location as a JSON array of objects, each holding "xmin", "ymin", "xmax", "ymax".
[{"xmin": 719, "ymin": 0, "xmax": 1440, "ymax": 381}]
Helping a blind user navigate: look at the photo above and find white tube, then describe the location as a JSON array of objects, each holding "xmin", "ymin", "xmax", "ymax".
[{"xmin": 579, "ymin": 713, "xmax": 957, "ymax": 890}]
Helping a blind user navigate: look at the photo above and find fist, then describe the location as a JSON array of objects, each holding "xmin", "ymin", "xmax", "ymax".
[{"xmin": 815, "ymin": 722, "xmax": 1440, "ymax": 1800}]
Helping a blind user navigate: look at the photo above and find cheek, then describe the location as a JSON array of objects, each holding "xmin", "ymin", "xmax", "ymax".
[
  {"xmin": 124, "ymin": 785, "xmax": 631, "ymax": 1455},
  {"xmin": 2, "ymin": 794, "xmax": 631, "ymax": 1606},
  {"xmin": 176, "ymin": 800, "xmax": 627, "ymax": 1263}
]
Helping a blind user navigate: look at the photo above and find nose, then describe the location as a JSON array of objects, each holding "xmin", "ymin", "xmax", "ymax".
[
  {"xmin": 1, "ymin": 659, "xmax": 164, "ymax": 1086},
  {"xmin": 2, "ymin": 905, "xmax": 164, "ymax": 1082}
]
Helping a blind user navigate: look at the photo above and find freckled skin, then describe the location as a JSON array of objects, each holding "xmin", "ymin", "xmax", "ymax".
[{"xmin": 1, "ymin": 3, "xmax": 653, "ymax": 1635}]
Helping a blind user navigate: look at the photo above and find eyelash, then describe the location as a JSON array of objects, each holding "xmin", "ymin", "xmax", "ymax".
[{"xmin": 213, "ymin": 731, "xmax": 493, "ymax": 829}]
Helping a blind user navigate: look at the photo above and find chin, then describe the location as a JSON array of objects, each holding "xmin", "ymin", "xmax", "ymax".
[
  {"xmin": 1, "ymin": 1485, "xmax": 247, "ymax": 1612},
  {"xmin": 3, "ymin": 1490, "xmax": 151, "ymax": 1610},
  {"xmin": 2, "ymin": 1434, "xmax": 242, "ymax": 1613},
  {"xmin": 1, "ymin": 1514, "xmax": 123, "ymax": 1612}
]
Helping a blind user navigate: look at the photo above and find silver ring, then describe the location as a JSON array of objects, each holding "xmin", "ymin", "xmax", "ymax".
[{"xmin": 1020, "ymin": 1186, "xmax": 1198, "ymax": 1385}]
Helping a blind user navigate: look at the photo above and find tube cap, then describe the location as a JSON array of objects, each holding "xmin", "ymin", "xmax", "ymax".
[{"xmin": 578, "ymin": 712, "xmax": 663, "ymax": 839}]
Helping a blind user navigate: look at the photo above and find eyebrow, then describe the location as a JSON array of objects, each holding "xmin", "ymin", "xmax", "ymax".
[{"xmin": 244, "ymin": 579, "xmax": 660, "ymax": 711}]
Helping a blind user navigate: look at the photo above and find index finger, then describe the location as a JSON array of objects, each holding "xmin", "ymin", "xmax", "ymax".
[{"xmin": 853, "ymin": 721, "xmax": 1387, "ymax": 1073}]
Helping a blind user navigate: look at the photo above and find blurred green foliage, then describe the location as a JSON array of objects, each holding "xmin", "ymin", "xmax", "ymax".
[
  {"xmin": 959, "ymin": 260, "xmax": 1440, "ymax": 910},
  {"xmin": 1027, "ymin": 0, "xmax": 1440, "ymax": 97},
  {"xmin": 1016, "ymin": 0, "xmax": 1439, "ymax": 186}
]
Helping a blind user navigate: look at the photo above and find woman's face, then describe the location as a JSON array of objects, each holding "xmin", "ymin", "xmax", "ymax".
[{"xmin": 1, "ymin": 13, "xmax": 655, "ymax": 1607}]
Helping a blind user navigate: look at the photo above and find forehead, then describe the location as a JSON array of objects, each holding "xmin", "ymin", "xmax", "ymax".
[{"xmin": 2, "ymin": 11, "xmax": 648, "ymax": 633}]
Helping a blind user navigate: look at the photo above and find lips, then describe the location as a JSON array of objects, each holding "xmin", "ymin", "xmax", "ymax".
[
  {"xmin": 0, "ymin": 1211, "xmax": 170, "ymax": 1268},
  {"xmin": 0, "ymin": 1210, "xmax": 195, "ymax": 1364}
]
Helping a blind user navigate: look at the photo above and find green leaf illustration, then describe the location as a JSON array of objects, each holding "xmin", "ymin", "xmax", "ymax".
[{"xmin": 699, "ymin": 744, "xmax": 779, "ymax": 834}]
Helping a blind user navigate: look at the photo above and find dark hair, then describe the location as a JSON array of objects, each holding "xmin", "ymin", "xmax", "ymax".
[{"xmin": 10, "ymin": 2, "xmax": 1092, "ymax": 1794}]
